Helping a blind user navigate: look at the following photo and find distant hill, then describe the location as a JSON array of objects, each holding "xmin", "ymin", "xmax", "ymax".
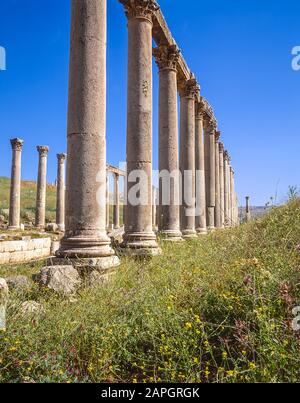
[
  {"xmin": 0, "ymin": 176, "xmax": 56, "ymax": 222},
  {"xmin": 239, "ymin": 206, "xmax": 272, "ymax": 222}
]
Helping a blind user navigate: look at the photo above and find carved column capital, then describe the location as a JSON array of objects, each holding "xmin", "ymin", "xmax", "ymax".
[
  {"xmin": 57, "ymin": 153, "xmax": 67, "ymax": 162},
  {"xmin": 10, "ymin": 138, "xmax": 24, "ymax": 151},
  {"xmin": 204, "ymin": 116, "xmax": 217, "ymax": 133},
  {"xmin": 215, "ymin": 131, "xmax": 221, "ymax": 142},
  {"xmin": 120, "ymin": 0, "xmax": 159, "ymax": 22},
  {"xmin": 195, "ymin": 101, "xmax": 205, "ymax": 120},
  {"xmin": 219, "ymin": 142, "xmax": 224, "ymax": 153},
  {"xmin": 153, "ymin": 45, "xmax": 180, "ymax": 72},
  {"xmin": 37, "ymin": 146, "xmax": 49, "ymax": 156},
  {"xmin": 179, "ymin": 74, "xmax": 199, "ymax": 99}
]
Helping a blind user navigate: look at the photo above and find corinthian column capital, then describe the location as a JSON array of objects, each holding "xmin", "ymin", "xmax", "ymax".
[
  {"xmin": 219, "ymin": 141, "xmax": 224, "ymax": 153},
  {"xmin": 179, "ymin": 74, "xmax": 199, "ymax": 99},
  {"xmin": 10, "ymin": 138, "xmax": 24, "ymax": 151},
  {"xmin": 153, "ymin": 44, "xmax": 180, "ymax": 72},
  {"xmin": 37, "ymin": 146, "xmax": 49, "ymax": 156},
  {"xmin": 120, "ymin": 0, "xmax": 159, "ymax": 21},
  {"xmin": 215, "ymin": 131, "xmax": 221, "ymax": 142}
]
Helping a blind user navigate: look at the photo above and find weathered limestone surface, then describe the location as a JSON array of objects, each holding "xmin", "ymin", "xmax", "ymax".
[
  {"xmin": 219, "ymin": 142, "xmax": 225, "ymax": 228},
  {"xmin": 0, "ymin": 237, "xmax": 52, "ymax": 265},
  {"xmin": 34, "ymin": 265, "xmax": 81, "ymax": 295},
  {"xmin": 121, "ymin": 0, "xmax": 160, "ymax": 255},
  {"xmin": 0, "ymin": 278, "xmax": 9, "ymax": 330},
  {"xmin": 224, "ymin": 151, "xmax": 230, "ymax": 226},
  {"xmin": 35, "ymin": 146, "xmax": 49, "ymax": 229},
  {"xmin": 56, "ymin": 0, "xmax": 119, "ymax": 268},
  {"xmin": 8, "ymin": 138, "xmax": 24, "ymax": 230},
  {"xmin": 195, "ymin": 102, "xmax": 207, "ymax": 235},
  {"xmin": 180, "ymin": 77, "xmax": 198, "ymax": 239},
  {"xmin": 113, "ymin": 173, "xmax": 120, "ymax": 229},
  {"xmin": 246, "ymin": 196, "xmax": 251, "ymax": 222},
  {"xmin": 204, "ymin": 119, "xmax": 216, "ymax": 231},
  {"xmin": 214, "ymin": 132, "xmax": 221, "ymax": 228},
  {"xmin": 154, "ymin": 44, "xmax": 182, "ymax": 241},
  {"xmin": 56, "ymin": 153, "xmax": 66, "ymax": 231}
]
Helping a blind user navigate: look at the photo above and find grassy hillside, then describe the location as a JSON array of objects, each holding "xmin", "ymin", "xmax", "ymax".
[
  {"xmin": 0, "ymin": 177, "xmax": 57, "ymax": 222},
  {"xmin": 0, "ymin": 200, "xmax": 300, "ymax": 383}
]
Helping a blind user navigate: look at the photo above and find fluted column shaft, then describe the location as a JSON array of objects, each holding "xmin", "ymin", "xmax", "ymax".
[
  {"xmin": 57, "ymin": 0, "xmax": 118, "ymax": 266},
  {"xmin": 8, "ymin": 138, "xmax": 24, "ymax": 230},
  {"xmin": 56, "ymin": 153, "xmax": 66, "ymax": 231},
  {"xmin": 214, "ymin": 133, "xmax": 221, "ymax": 228},
  {"xmin": 180, "ymin": 78, "xmax": 198, "ymax": 238},
  {"xmin": 35, "ymin": 146, "xmax": 49, "ymax": 229},
  {"xmin": 219, "ymin": 143, "xmax": 225, "ymax": 228},
  {"xmin": 195, "ymin": 105, "xmax": 207, "ymax": 235},
  {"xmin": 204, "ymin": 120, "xmax": 216, "ymax": 230},
  {"xmin": 154, "ymin": 44, "xmax": 182, "ymax": 241},
  {"xmin": 121, "ymin": 0, "xmax": 159, "ymax": 255},
  {"xmin": 113, "ymin": 173, "xmax": 120, "ymax": 229}
]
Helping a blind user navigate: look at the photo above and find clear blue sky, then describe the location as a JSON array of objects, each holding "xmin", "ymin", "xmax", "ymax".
[{"xmin": 0, "ymin": 0, "xmax": 299, "ymax": 206}]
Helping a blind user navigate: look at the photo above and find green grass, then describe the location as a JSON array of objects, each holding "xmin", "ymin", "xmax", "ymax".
[
  {"xmin": 0, "ymin": 200, "xmax": 300, "ymax": 383},
  {"xmin": 0, "ymin": 176, "xmax": 57, "ymax": 222}
]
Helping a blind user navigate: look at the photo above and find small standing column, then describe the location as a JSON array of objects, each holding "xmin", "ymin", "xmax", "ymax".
[
  {"xmin": 224, "ymin": 151, "xmax": 230, "ymax": 227},
  {"xmin": 8, "ymin": 138, "xmax": 24, "ymax": 230},
  {"xmin": 35, "ymin": 146, "xmax": 49, "ymax": 230},
  {"xmin": 246, "ymin": 196, "xmax": 251, "ymax": 222},
  {"xmin": 56, "ymin": 153, "xmax": 67, "ymax": 231},
  {"xmin": 56, "ymin": 0, "xmax": 119, "ymax": 268},
  {"xmin": 113, "ymin": 173, "xmax": 120, "ymax": 229},
  {"xmin": 219, "ymin": 142, "xmax": 225, "ymax": 228},
  {"xmin": 204, "ymin": 118, "xmax": 216, "ymax": 231},
  {"xmin": 195, "ymin": 102, "xmax": 207, "ymax": 235},
  {"xmin": 214, "ymin": 132, "xmax": 221, "ymax": 228},
  {"xmin": 121, "ymin": 0, "xmax": 160, "ymax": 255},
  {"xmin": 179, "ymin": 76, "xmax": 198, "ymax": 239},
  {"xmin": 153, "ymin": 44, "xmax": 182, "ymax": 241}
]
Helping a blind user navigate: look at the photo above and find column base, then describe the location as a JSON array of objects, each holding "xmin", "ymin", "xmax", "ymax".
[
  {"xmin": 121, "ymin": 232, "xmax": 162, "ymax": 257},
  {"xmin": 57, "ymin": 224, "xmax": 65, "ymax": 232},
  {"xmin": 182, "ymin": 230, "xmax": 198, "ymax": 239},
  {"xmin": 160, "ymin": 230, "xmax": 184, "ymax": 242},
  {"xmin": 7, "ymin": 226, "xmax": 20, "ymax": 231}
]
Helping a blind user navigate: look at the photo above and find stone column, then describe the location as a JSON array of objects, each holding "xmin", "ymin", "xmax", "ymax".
[
  {"xmin": 8, "ymin": 138, "xmax": 24, "ymax": 230},
  {"xmin": 35, "ymin": 146, "xmax": 49, "ymax": 230},
  {"xmin": 152, "ymin": 186, "xmax": 157, "ymax": 231},
  {"xmin": 56, "ymin": 153, "xmax": 67, "ymax": 231},
  {"xmin": 179, "ymin": 76, "xmax": 198, "ymax": 239},
  {"xmin": 153, "ymin": 44, "xmax": 182, "ymax": 241},
  {"xmin": 113, "ymin": 173, "xmax": 120, "ymax": 229},
  {"xmin": 195, "ymin": 102, "xmax": 207, "ymax": 235},
  {"xmin": 204, "ymin": 118, "xmax": 216, "ymax": 231},
  {"xmin": 246, "ymin": 196, "xmax": 251, "ymax": 222},
  {"xmin": 214, "ymin": 132, "xmax": 221, "ymax": 228},
  {"xmin": 219, "ymin": 142, "xmax": 225, "ymax": 228},
  {"xmin": 228, "ymin": 165, "xmax": 233, "ymax": 227},
  {"xmin": 224, "ymin": 151, "xmax": 230, "ymax": 226},
  {"xmin": 106, "ymin": 174, "xmax": 110, "ymax": 229},
  {"xmin": 56, "ymin": 0, "xmax": 119, "ymax": 268},
  {"xmin": 230, "ymin": 168, "xmax": 236, "ymax": 226},
  {"xmin": 121, "ymin": 0, "xmax": 160, "ymax": 255}
]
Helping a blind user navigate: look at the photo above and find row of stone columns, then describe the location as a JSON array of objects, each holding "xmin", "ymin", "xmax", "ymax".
[{"xmin": 7, "ymin": 139, "xmax": 66, "ymax": 231}]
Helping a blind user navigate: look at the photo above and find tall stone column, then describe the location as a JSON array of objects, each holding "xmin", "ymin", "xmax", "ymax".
[
  {"xmin": 204, "ymin": 118, "xmax": 216, "ymax": 231},
  {"xmin": 228, "ymin": 165, "xmax": 233, "ymax": 226},
  {"xmin": 113, "ymin": 173, "xmax": 120, "ymax": 229},
  {"xmin": 246, "ymin": 196, "xmax": 251, "ymax": 222},
  {"xmin": 179, "ymin": 76, "xmax": 198, "ymax": 239},
  {"xmin": 153, "ymin": 44, "xmax": 182, "ymax": 241},
  {"xmin": 106, "ymin": 174, "xmax": 110, "ymax": 229},
  {"xmin": 219, "ymin": 142, "xmax": 225, "ymax": 228},
  {"xmin": 56, "ymin": 0, "xmax": 119, "ymax": 268},
  {"xmin": 214, "ymin": 132, "xmax": 221, "ymax": 228},
  {"xmin": 56, "ymin": 153, "xmax": 67, "ymax": 231},
  {"xmin": 224, "ymin": 151, "xmax": 230, "ymax": 226},
  {"xmin": 195, "ymin": 102, "xmax": 207, "ymax": 235},
  {"xmin": 152, "ymin": 186, "xmax": 157, "ymax": 231},
  {"xmin": 8, "ymin": 138, "xmax": 24, "ymax": 230},
  {"xmin": 35, "ymin": 146, "xmax": 49, "ymax": 230},
  {"xmin": 230, "ymin": 168, "xmax": 235, "ymax": 226},
  {"xmin": 121, "ymin": 0, "xmax": 160, "ymax": 255}
]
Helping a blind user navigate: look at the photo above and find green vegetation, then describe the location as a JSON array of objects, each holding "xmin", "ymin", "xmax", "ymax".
[
  {"xmin": 0, "ymin": 177, "xmax": 57, "ymax": 222},
  {"xmin": 0, "ymin": 200, "xmax": 300, "ymax": 383}
]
